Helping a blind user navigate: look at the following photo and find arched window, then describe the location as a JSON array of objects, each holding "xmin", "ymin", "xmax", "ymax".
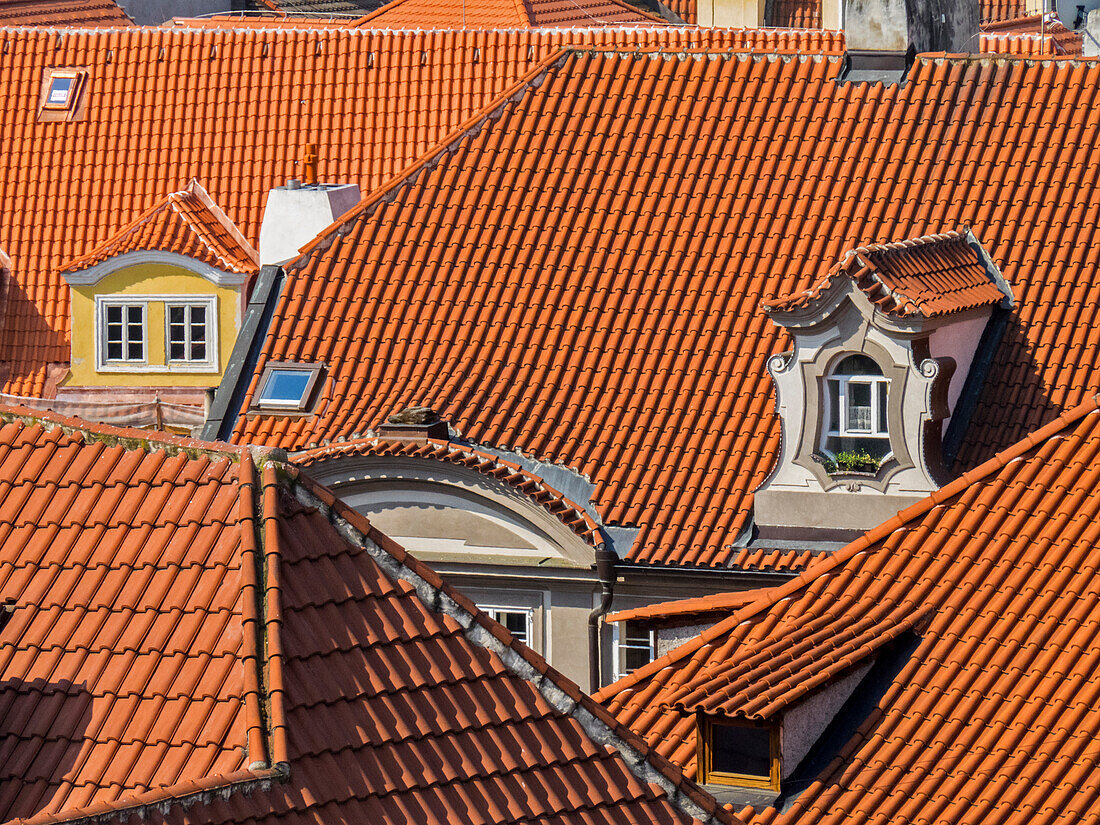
[{"xmin": 824, "ymin": 354, "xmax": 891, "ymax": 465}]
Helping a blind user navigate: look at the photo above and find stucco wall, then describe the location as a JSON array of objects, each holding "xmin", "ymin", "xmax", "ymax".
[{"xmin": 65, "ymin": 263, "xmax": 241, "ymax": 388}]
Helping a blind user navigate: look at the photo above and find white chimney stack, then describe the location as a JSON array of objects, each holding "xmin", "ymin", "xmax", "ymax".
[{"xmin": 258, "ymin": 180, "xmax": 361, "ymax": 266}]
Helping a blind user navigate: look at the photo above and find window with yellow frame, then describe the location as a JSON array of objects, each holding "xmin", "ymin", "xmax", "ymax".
[{"xmin": 698, "ymin": 717, "xmax": 780, "ymax": 790}]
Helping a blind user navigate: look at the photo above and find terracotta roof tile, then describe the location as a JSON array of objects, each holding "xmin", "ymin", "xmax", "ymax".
[
  {"xmin": 355, "ymin": 0, "xmax": 669, "ymax": 28},
  {"xmin": 606, "ymin": 590, "xmax": 768, "ymax": 625},
  {"xmin": 0, "ymin": 403, "xmax": 740, "ymax": 825},
  {"xmin": 600, "ymin": 393, "xmax": 1100, "ymax": 823},
  {"xmin": 0, "ymin": 25, "xmax": 835, "ymax": 398},
  {"xmin": 765, "ymin": 230, "xmax": 1011, "ymax": 318},
  {"xmin": 0, "ymin": 0, "xmax": 131, "ymax": 26},
  {"xmin": 231, "ymin": 49, "xmax": 1100, "ymax": 569},
  {"xmin": 59, "ymin": 180, "xmax": 259, "ymax": 276},
  {"xmin": 981, "ymin": 13, "xmax": 1084, "ymax": 55},
  {"xmin": 299, "ymin": 436, "xmax": 604, "ymax": 546}
]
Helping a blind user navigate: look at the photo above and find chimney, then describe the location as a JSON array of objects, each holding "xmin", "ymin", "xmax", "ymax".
[
  {"xmin": 377, "ymin": 406, "xmax": 449, "ymax": 442},
  {"xmin": 840, "ymin": 0, "xmax": 978, "ymax": 81},
  {"xmin": 258, "ymin": 146, "xmax": 361, "ymax": 266}
]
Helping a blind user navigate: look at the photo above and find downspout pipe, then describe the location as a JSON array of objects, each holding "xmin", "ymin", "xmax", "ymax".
[{"xmin": 588, "ymin": 547, "xmax": 617, "ymax": 692}]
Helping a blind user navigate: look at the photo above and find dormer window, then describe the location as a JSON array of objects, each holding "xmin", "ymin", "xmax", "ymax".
[
  {"xmin": 700, "ymin": 718, "xmax": 779, "ymax": 790},
  {"xmin": 825, "ymin": 354, "xmax": 890, "ymax": 465}
]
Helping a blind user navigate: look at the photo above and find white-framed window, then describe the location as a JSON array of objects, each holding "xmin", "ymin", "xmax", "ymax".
[
  {"xmin": 99, "ymin": 300, "xmax": 147, "ymax": 366},
  {"xmin": 165, "ymin": 299, "xmax": 216, "ymax": 369},
  {"xmin": 94, "ymin": 294, "xmax": 218, "ymax": 373},
  {"xmin": 613, "ymin": 620, "xmax": 656, "ymax": 681},
  {"xmin": 480, "ymin": 606, "xmax": 533, "ymax": 646},
  {"xmin": 824, "ymin": 354, "xmax": 891, "ymax": 464}
]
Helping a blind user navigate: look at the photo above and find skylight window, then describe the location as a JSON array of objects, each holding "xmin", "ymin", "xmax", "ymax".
[
  {"xmin": 41, "ymin": 69, "xmax": 85, "ymax": 111},
  {"xmin": 254, "ymin": 362, "xmax": 323, "ymax": 412}
]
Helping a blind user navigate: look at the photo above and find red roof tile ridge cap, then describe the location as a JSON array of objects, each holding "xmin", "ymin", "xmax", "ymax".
[
  {"xmin": 0, "ymin": 402, "xmax": 255, "ymax": 461},
  {"xmin": 295, "ymin": 436, "xmax": 603, "ymax": 545},
  {"xmin": 6, "ymin": 767, "xmax": 283, "ymax": 825},
  {"xmin": 287, "ymin": 47, "xmax": 572, "ymax": 271},
  {"xmin": 596, "ymin": 393, "xmax": 1100, "ymax": 701},
  {"xmin": 179, "ymin": 177, "xmax": 261, "ymax": 270},
  {"xmin": 287, "ymin": 470, "xmax": 743, "ymax": 825},
  {"xmin": 236, "ymin": 457, "xmax": 271, "ymax": 770},
  {"xmin": 260, "ymin": 463, "xmax": 290, "ymax": 768}
]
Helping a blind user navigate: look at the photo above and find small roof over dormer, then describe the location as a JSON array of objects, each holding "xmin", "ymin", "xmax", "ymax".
[
  {"xmin": 765, "ymin": 230, "xmax": 1013, "ymax": 324},
  {"xmin": 60, "ymin": 179, "xmax": 259, "ymax": 278}
]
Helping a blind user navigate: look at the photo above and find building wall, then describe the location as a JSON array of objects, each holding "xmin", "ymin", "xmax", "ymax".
[
  {"xmin": 115, "ymin": 0, "xmax": 228, "ymax": 24},
  {"xmin": 66, "ymin": 263, "xmax": 241, "ymax": 388}
]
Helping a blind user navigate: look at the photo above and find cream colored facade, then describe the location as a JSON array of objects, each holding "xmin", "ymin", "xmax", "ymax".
[
  {"xmin": 63, "ymin": 253, "xmax": 246, "ymax": 389},
  {"xmin": 694, "ymin": 0, "xmax": 838, "ymax": 28}
]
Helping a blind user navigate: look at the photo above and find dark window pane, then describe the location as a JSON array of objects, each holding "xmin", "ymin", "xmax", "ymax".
[
  {"xmin": 169, "ymin": 306, "xmax": 184, "ymax": 325},
  {"xmin": 191, "ymin": 323, "xmax": 206, "ymax": 342},
  {"xmin": 191, "ymin": 342, "xmax": 206, "ymax": 360},
  {"xmin": 877, "ymin": 383, "xmax": 888, "ymax": 434},
  {"xmin": 128, "ymin": 340, "xmax": 143, "ymax": 360},
  {"xmin": 127, "ymin": 306, "xmax": 142, "ymax": 325},
  {"xmin": 107, "ymin": 342, "xmax": 122, "ymax": 360},
  {"xmin": 847, "ymin": 382, "xmax": 872, "ymax": 432},
  {"xmin": 834, "ymin": 353, "xmax": 881, "ymax": 376},
  {"xmin": 501, "ymin": 611, "xmax": 528, "ymax": 643},
  {"xmin": 624, "ymin": 646, "xmax": 652, "ymax": 672},
  {"xmin": 191, "ymin": 306, "xmax": 205, "ymax": 325},
  {"xmin": 47, "ymin": 76, "xmax": 74, "ymax": 105},
  {"xmin": 170, "ymin": 342, "xmax": 185, "ymax": 360},
  {"xmin": 106, "ymin": 305, "xmax": 122, "ymax": 325},
  {"xmin": 711, "ymin": 725, "xmax": 771, "ymax": 778}
]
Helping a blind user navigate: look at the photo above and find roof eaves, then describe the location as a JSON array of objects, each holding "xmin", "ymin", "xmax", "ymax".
[
  {"xmin": 286, "ymin": 467, "xmax": 744, "ymax": 825},
  {"xmin": 179, "ymin": 178, "xmax": 261, "ymax": 272},
  {"xmin": 596, "ymin": 392, "xmax": 1100, "ymax": 702}
]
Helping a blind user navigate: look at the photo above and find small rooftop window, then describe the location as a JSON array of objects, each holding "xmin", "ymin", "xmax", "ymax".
[
  {"xmin": 41, "ymin": 69, "xmax": 86, "ymax": 112},
  {"xmin": 701, "ymin": 719, "xmax": 779, "ymax": 790},
  {"xmin": 254, "ymin": 362, "xmax": 323, "ymax": 412}
]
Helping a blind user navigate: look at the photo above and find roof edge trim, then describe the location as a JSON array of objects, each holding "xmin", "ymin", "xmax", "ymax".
[
  {"xmin": 287, "ymin": 468, "xmax": 743, "ymax": 825},
  {"xmin": 61, "ymin": 249, "xmax": 249, "ymax": 287}
]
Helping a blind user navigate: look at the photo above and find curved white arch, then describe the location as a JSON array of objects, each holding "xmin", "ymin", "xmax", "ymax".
[{"xmin": 62, "ymin": 250, "xmax": 249, "ymax": 288}]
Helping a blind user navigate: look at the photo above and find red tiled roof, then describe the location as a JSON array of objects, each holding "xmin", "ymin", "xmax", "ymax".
[
  {"xmin": 299, "ymin": 436, "xmax": 604, "ymax": 546},
  {"xmin": 599, "ymin": 393, "xmax": 1100, "ymax": 823},
  {"xmin": 355, "ymin": 0, "xmax": 668, "ymax": 28},
  {"xmin": 764, "ymin": 230, "xmax": 1010, "ymax": 318},
  {"xmin": 0, "ymin": 25, "xmax": 838, "ymax": 398},
  {"xmin": 230, "ymin": 48, "xmax": 1100, "ymax": 569},
  {"xmin": 0, "ymin": 403, "xmax": 739, "ymax": 825},
  {"xmin": 59, "ymin": 180, "xmax": 259, "ymax": 276},
  {"xmin": 664, "ymin": 0, "xmax": 694, "ymax": 22},
  {"xmin": 981, "ymin": 13, "xmax": 1084, "ymax": 55},
  {"xmin": 0, "ymin": 0, "xmax": 132, "ymax": 26},
  {"xmin": 606, "ymin": 590, "xmax": 767, "ymax": 625},
  {"xmin": 981, "ymin": 0, "xmax": 1025, "ymax": 22},
  {"xmin": 766, "ymin": 0, "xmax": 821, "ymax": 27}
]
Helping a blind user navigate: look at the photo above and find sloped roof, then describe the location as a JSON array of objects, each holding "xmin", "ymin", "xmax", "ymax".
[
  {"xmin": 60, "ymin": 180, "xmax": 259, "ymax": 277},
  {"xmin": 299, "ymin": 436, "xmax": 604, "ymax": 546},
  {"xmin": 0, "ymin": 0, "xmax": 132, "ymax": 26},
  {"xmin": 606, "ymin": 590, "xmax": 766, "ymax": 626},
  {"xmin": 598, "ymin": 393, "xmax": 1100, "ymax": 824},
  {"xmin": 981, "ymin": 13, "xmax": 1084, "ymax": 55},
  {"xmin": 0, "ymin": 403, "xmax": 738, "ymax": 825},
  {"xmin": 228, "ymin": 48, "xmax": 1100, "ymax": 568},
  {"xmin": 765, "ymin": 230, "xmax": 1011, "ymax": 319},
  {"xmin": 0, "ymin": 25, "xmax": 836, "ymax": 399},
  {"xmin": 355, "ymin": 0, "xmax": 667, "ymax": 29}
]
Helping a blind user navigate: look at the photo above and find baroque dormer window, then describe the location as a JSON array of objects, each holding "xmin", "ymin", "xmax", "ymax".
[
  {"xmin": 755, "ymin": 230, "xmax": 1014, "ymax": 540},
  {"xmin": 824, "ymin": 354, "xmax": 891, "ymax": 467}
]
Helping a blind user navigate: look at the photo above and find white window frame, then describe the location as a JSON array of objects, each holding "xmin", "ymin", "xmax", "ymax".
[
  {"xmin": 164, "ymin": 298, "xmax": 218, "ymax": 372},
  {"xmin": 96, "ymin": 298, "xmax": 148, "ymax": 369},
  {"xmin": 827, "ymin": 374, "xmax": 890, "ymax": 439},
  {"xmin": 612, "ymin": 621, "xmax": 656, "ymax": 682},
  {"xmin": 479, "ymin": 605, "xmax": 534, "ymax": 647},
  {"xmin": 94, "ymin": 294, "xmax": 218, "ymax": 374}
]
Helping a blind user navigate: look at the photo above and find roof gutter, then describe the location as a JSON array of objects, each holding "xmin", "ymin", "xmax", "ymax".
[
  {"xmin": 201, "ymin": 264, "xmax": 285, "ymax": 443},
  {"xmin": 588, "ymin": 547, "xmax": 617, "ymax": 691}
]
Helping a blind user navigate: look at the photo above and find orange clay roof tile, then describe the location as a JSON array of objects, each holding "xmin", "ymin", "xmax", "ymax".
[
  {"xmin": 0, "ymin": 403, "xmax": 740, "ymax": 825},
  {"xmin": 354, "ymin": 0, "xmax": 668, "ymax": 28},
  {"xmin": 59, "ymin": 180, "xmax": 259, "ymax": 276},
  {"xmin": 0, "ymin": 25, "xmax": 839, "ymax": 399},
  {"xmin": 981, "ymin": 13, "xmax": 1084, "ymax": 55},
  {"xmin": 298, "ymin": 436, "xmax": 604, "ymax": 546},
  {"xmin": 232, "ymin": 48, "xmax": 1100, "ymax": 569},
  {"xmin": 599, "ymin": 393, "xmax": 1100, "ymax": 823},
  {"xmin": 765, "ymin": 230, "xmax": 1011, "ymax": 318},
  {"xmin": 0, "ymin": 0, "xmax": 132, "ymax": 26}
]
